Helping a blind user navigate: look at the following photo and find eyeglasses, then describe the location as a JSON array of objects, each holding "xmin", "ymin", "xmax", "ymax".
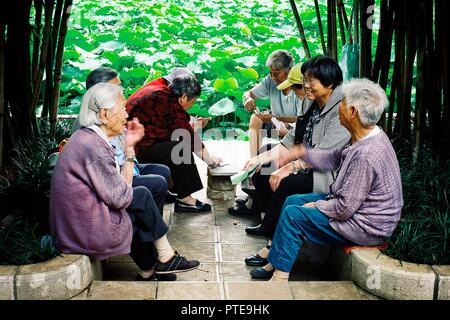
[
  {"xmin": 303, "ymin": 78, "xmax": 318, "ymax": 87},
  {"xmin": 269, "ymin": 70, "xmax": 284, "ymax": 78}
]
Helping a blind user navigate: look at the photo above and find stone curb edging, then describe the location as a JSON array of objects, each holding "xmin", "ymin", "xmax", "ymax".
[
  {"xmin": 330, "ymin": 247, "xmax": 450, "ymax": 300},
  {"xmin": 0, "ymin": 254, "xmax": 93, "ymax": 300}
]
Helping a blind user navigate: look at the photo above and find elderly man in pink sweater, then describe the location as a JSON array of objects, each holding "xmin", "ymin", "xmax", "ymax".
[{"xmin": 249, "ymin": 78, "xmax": 403, "ymax": 281}]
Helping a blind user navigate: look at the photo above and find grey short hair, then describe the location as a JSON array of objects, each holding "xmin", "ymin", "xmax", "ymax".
[
  {"xmin": 169, "ymin": 74, "xmax": 201, "ymax": 101},
  {"xmin": 342, "ymin": 78, "xmax": 388, "ymax": 127},
  {"xmin": 266, "ymin": 50, "xmax": 294, "ymax": 73},
  {"xmin": 79, "ymin": 83, "xmax": 124, "ymax": 127}
]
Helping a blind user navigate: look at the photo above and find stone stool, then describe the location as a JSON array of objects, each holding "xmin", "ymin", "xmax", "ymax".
[{"xmin": 207, "ymin": 166, "xmax": 238, "ymax": 201}]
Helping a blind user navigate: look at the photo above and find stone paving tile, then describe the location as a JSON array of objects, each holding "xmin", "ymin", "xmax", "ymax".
[
  {"xmin": 163, "ymin": 203, "xmax": 173, "ymax": 227},
  {"xmin": 214, "ymin": 209, "xmax": 261, "ymax": 227},
  {"xmin": 175, "ymin": 263, "xmax": 220, "ymax": 282},
  {"xmin": 103, "ymin": 262, "xmax": 140, "ymax": 281},
  {"xmin": 169, "ymin": 242, "xmax": 218, "ymax": 263},
  {"xmin": 213, "ymin": 200, "xmax": 237, "ymax": 212},
  {"xmin": 157, "ymin": 281, "xmax": 224, "ymax": 300},
  {"xmin": 225, "ymin": 282, "xmax": 293, "ymax": 300},
  {"xmin": 219, "ymin": 262, "xmax": 255, "ymax": 282},
  {"xmin": 85, "ymin": 281, "xmax": 157, "ymax": 300},
  {"xmin": 218, "ymin": 226, "xmax": 268, "ymax": 244},
  {"xmin": 220, "ymin": 243, "xmax": 269, "ymax": 263},
  {"xmin": 171, "ymin": 211, "xmax": 216, "ymax": 227},
  {"xmin": 167, "ymin": 225, "xmax": 217, "ymax": 243},
  {"xmin": 289, "ymin": 281, "xmax": 362, "ymax": 300}
]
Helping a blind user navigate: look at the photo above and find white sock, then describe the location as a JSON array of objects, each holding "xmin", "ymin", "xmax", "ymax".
[
  {"xmin": 257, "ymin": 246, "xmax": 270, "ymax": 259},
  {"xmin": 270, "ymin": 269, "xmax": 289, "ymax": 282},
  {"xmin": 138, "ymin": 267, "xmax": 155, "ymax": 279},
  {"xmin": 154, "ymin": 235, "xmax": 175, "ymax": 263}
]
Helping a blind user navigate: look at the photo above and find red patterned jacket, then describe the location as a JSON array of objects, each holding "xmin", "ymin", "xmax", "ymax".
[{"xmin": 126, "ymin": 77, "xmax": 203, "ymax": 156}]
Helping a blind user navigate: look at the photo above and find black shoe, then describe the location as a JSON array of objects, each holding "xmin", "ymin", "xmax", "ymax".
[
  {"xmin": 155, "ymin": 251, "xmax": 200, "ymax": 274},
  {"xmin": 236, "ymin": 196, "xmax": 248, "ymax": 206},
  {"xmin": 250, "ymin": 267, "xmax": 274, "ymax": 280},
  {"xmin": 245, "ymin": 224, "xmax": 265, "ymax": 236},
  {"xmin": 245, "ymin": 254, "xmax": 268, "ymax": 267},
  {"xmin": 241, "ymin": 187, "xmax": 256, "ymax": 199},
  {"xmin": 165, "ymin": 191, "xmax": 177, "ymax": 204},
  {"xmin": 228, "ymin": 203, "xmax": 259, "ymax": 216},
  {"xmin": 174, "ymin": 199, "xmax": 211, "ymax": 213},
  {"xmin": 136, "ymin": 273, "xmax": 177, "ymax": 281}
]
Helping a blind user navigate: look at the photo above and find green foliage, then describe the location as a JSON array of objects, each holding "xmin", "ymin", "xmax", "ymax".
[
  {"xmin": 0, "ymin": 120, "xmax": 71, "ymax": 265},
  {"xmin": 61, "ymin": 0, "xmax": 339, "ymax": 133},
  {"xmin": 385, "ymin": 152, "xmax": 450, "ymax": 265}
]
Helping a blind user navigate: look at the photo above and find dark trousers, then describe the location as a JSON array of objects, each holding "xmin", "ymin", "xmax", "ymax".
[
  {"xmin": 126, "ymin": 187, "xmax": 168, "ymax": 270},
  {"xmin": 251, "ymin": 171, "xmax": 313, "ymax": 239},
  {"xmin": 137, "ymin": 141, "xmax": 203, "ymax": 199},
  {"xmin": 133, "ymin": 163, "xmax": 170, "ymax": 215}
]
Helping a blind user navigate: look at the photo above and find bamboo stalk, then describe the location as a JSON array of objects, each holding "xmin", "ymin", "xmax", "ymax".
[
  {"xmin": 337, "ymin": 1, "xmax": 346, "ymax": 45},
  {"xmin": 378, "ymin": 1, "xmax": 395, "ymax": 89},
  {"xmin": 0, "ymin": 22, "xmax": 5, "ymax": 168},
  {"xmin": 359, "ymin": 0, "xmax": 374, "ymax": 78},
  {"xmin": 50, "ymin": 0, "xmax": 73, "ymax": 138},
  {"xmin": 51, "ymin": 0, "xmax": 64, "ymax": 55},
  {"xmin": 436, "ymin": 0, "xmax": 450, "ymax": 154},
  {"xmin": 372, "ymin": 0, "xmax": 388, "ymax": 82},
  {"xmin": 313, "ymin": 0, "xmax": 327, "ymax": 54},
  {"xmin": 289, "ymin": 0, "xmax": 311, "ymax": 59},
  {"xmin": 393, "ymin": 1, "xmax": 405, "ymax": 138},
  {"xmin": 327, "ymin": 0, "xmax": 338, "ymax": 60},
  {"xmin": 41, "ymin": 38, "xmax": 53, "ymax": 119},
  {"xmin": 31, "ymin": 0, "xmax": 54, "ymax": 114},
  {"xmin": 337, "ymin": 0, "xmax": 349, "ymax": 30},
  {"xmin": 400, "ymin": 0, "xmax": 416, "ymax": 141},
  {"xmin": 31, "ymin": 0, "xmax": 43, "ymax": 86}
]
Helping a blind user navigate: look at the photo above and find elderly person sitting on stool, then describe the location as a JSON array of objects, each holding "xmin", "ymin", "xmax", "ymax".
[{"xmin": 252, "ymin": 78, "xmax": 403, "ymax": 281}]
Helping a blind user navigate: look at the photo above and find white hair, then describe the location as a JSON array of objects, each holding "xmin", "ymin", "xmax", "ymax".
[
  {"xmin": 342, "ymin": 78, "xmax": 388, "ymax": 126},
  {"xmin": 266, "ymin": 50, "xmax": 293, "ymax": 73},
  {"xmin": 78, "ymin": 83, "xmax": 124, "ymax": 127}
]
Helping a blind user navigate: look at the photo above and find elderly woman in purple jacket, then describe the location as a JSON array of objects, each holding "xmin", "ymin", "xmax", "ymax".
[
  {"xmin": 49, "ymin": 83, "xmax": 199, "ymax": 281},
  {"xmin": 251, "ymin": 78, "xmax": 403, "ymax": 281}
]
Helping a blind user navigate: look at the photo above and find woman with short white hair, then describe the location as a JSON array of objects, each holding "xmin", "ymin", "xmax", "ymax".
[
  {"xmin": 50, "ymin": 83, "xmax": 200, "ymax": 281},
  {"xmin": 252, "ymin": 78, "xmax": 403, "ymax": 281}
]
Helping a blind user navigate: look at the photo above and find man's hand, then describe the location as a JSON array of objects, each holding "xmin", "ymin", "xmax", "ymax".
[
  {"xmin": 124, "ymin": 118, "xmax": 144, "ymax": 148},
  {"xmin": 302, "ymin": 202, "xmax": 317, "ymax": 208},
  {"xmin": 243, "ymin": 95, "xmax": 257, "ymax": 112},
  {"xmin": 269, "ymin": 164, "xmax": 292, "ymax": 192}
]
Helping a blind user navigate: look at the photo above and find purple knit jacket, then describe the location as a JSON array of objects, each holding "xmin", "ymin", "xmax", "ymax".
[
  {"xmin": 49, "ymin": 128, "xmax": 133, "ymax": 260},
  {"xmin": 304, "ymin": 130, "xmax": 403, "ymax": 245}
]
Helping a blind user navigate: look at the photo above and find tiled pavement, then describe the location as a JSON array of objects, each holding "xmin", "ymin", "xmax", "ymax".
[{"xmin": 73, "ymin": 141, "xmax": 378, "ymax": 300}]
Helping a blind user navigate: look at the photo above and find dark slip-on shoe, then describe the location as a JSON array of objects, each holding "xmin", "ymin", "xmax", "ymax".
[
  {"xmin": 245, "ymin": 224, "xmax": 265, "ymax": 236},
  {"xmin": 175, "ymin": 199, "xmax": 212, "ymax": 213},
  {"xmin": 250, "ymin": 267, "xmax": 274, "ymax": 280},
  {"xmin": 245, "ymin": 254, "xmax": 268, "ymax": 267}
]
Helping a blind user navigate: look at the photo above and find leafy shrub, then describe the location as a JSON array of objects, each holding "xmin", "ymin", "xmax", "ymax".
[
  {"xmin": 385, "ymin": 151, "xmax": 450, "ymax": 265},
  {"xmin": 0, "ymin": 120, "xmax": 71, "ymax": 265}
]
